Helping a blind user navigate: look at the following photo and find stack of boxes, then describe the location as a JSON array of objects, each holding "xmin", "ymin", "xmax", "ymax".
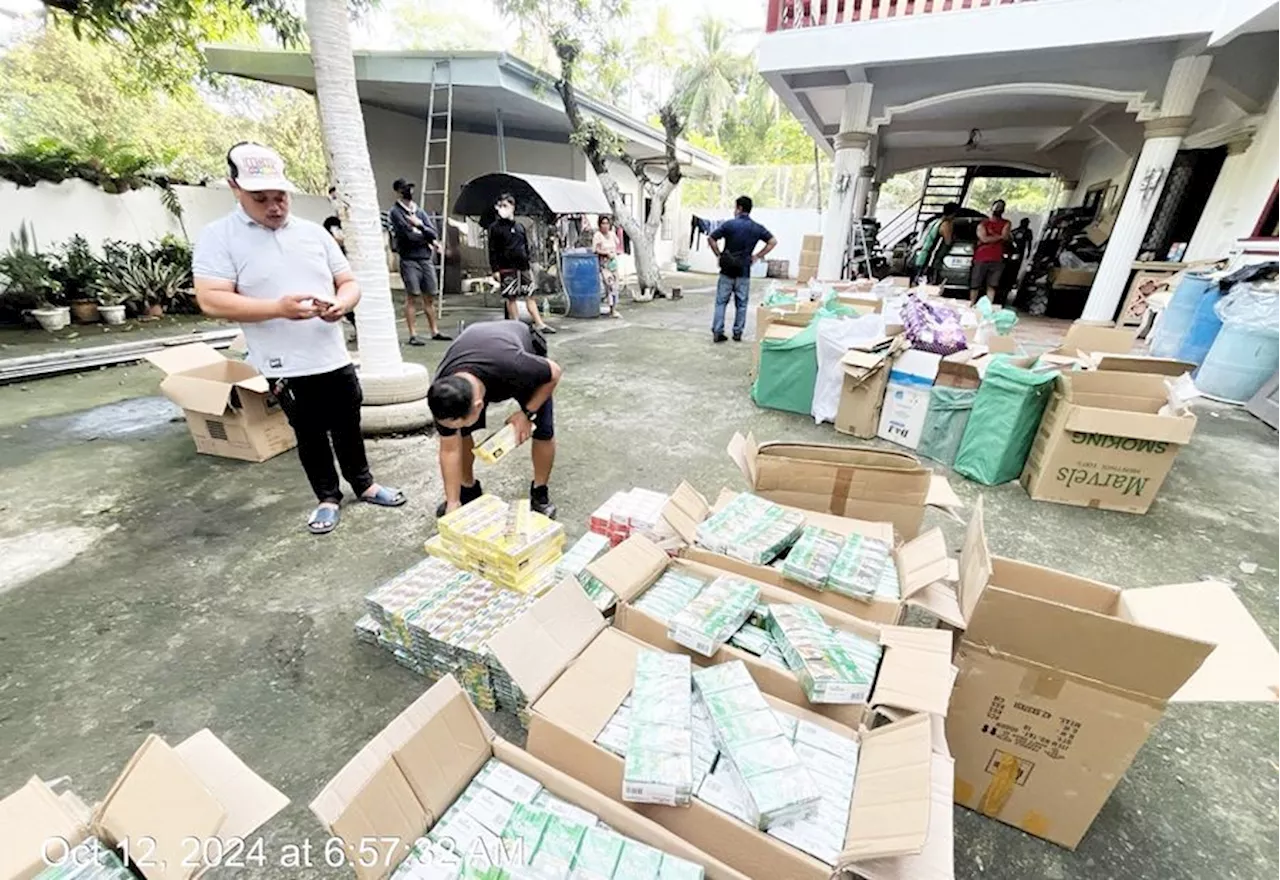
[
  {"xmin": 766, "ymin": 604, "xmax": 882, "ymax": 704},
  {"xmin": 623, "ymin": 651, "xmax": 695, "ymax": 806},
  {"xmin": 589, "ymin": 488, "xmax": 672, "ymax": 546},
  {"xmin": 797, "ymin": 234, "xmax": 822, "ymax": 284},
  {"xmin": 693, "ymin": 493, "xmax": 806, "ymax": 565},
  {"xmin": 430, "ymin": 495, "xmax": 566, "ymax": 593}
]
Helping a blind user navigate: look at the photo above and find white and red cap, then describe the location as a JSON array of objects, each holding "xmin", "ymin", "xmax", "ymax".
[{"xmin": 227, "ymin": 142, "xmax": 297, "ymax": 193}]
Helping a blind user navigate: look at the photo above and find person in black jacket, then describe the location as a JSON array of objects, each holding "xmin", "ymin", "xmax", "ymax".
[
  {"xmin": 389, "ymin": 178, "xmax": 451, "ymax": 345},
  {"xmin": 487, "ymin": 192, "xmax": 555, "ymax": 333}
]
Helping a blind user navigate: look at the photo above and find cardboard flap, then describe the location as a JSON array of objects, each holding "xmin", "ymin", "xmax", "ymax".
[
  {"xmin": 488, "ymin": 579, "xmax": 607, "ymax": 702},
  {"xmin": 232, "ymin": 374, "xmax": 271, "ymax": 395},
  {"xmin": 841, "ymin": 349, "xmax": 892, "ymax": 379},
  {"xmin": 727, "ymin": 431, "xmax": 760, "ymax": 486},
  {"xmin": 585, "ymin": 535, "xmax": 670, "ymax": 604},
  {"xmin": 871, "ymin": 626, "xmax": 955, "ymax": 716},
  {"xmin": 159, "ymin": 374, "xmax": 234, "ymax": 416},
  {"xmin": 144, "ymin": 342, "xmax": 228, "ymax": 376},
  {"xmin": 924, "ymin": 475, "xmax": 963, "ymax": 513},
  {"xmin": 1119, "ymin": 581, "xmax": 1279, "ymax": 703},
  {"xmin": 0, "ymin": 777, "xmax": 89, "ymax": 880},
  {"xmin": 1093, "ymin": 354, "xmax": 1195, "ymax": 377},
  {"xmin": 1060, "ymin": 322, "xmax": 1136, "ymax": 355},
  {"xmin": 173, "ymin": 730, "xmax": 289, "ymax": 842},
  {"xmin": 956, "ymin": 497, "xmax": 992, "ymax": 626},
  {"xmin": 838, "ymin": 714, "xmax": 934, "ymax": 864},
  {"xmin": 895, "ymin": 528, "xmax": 952, "ymax": 600},
  {"xmin": 850, "ymin": 754, "xmax": 955, "ymax": 880},
  {"xmin": 662, "ymin": 481, "xmax": 711, "ymax": 545},
  {"xmin": 1062, "ymin": 406, "xmax": 1197, "ymax": 445},
  {"xmin": 95, "ymin": 736, "xmax": 226, "ymax": 880},
  {"xmin": 904, "ymin": 581, "xmax": 966, "ymax": 629},
  {"xmin": 533, "ymin": 628, "xmax": 641, "ymax": 742}
]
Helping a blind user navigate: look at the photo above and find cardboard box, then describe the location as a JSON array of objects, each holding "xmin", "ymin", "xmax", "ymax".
[
  {"xmin": 834, "ymin": 338, "xmax": 903, "ymax": 439},
  {"xmin": 877, "ymin": 350, "xmax": 942, "ymax": 451},
  {"xmin": 756, "ymin": 299, "xmax": 818, "ymax": 340},
  {"xmin": 726, "ymin": 432, "xmax": 960, "ymax": 540},
  {"xmin": 591, "ymin": 534, "xmax": 954, "ymax": 729},
  {"xmin": 1, "ymin": 731, "xmax": 288, "ymax": 880},
  {"xmin": 1021, "ymin": 368, "xmax": 1197, "ymax": 514},
  {"xmin": 916, "ymin": 498, "xmax": 1278, "ymax": 850},
  {"xmin": 311, "ymin": 674, "xmax": 748, "ymax": 880},
  {"xmin": 491, "ymin": 582, "xmax": 954, "ymax": 880},
  {"xmin": 1057, "ymin": 321, "xmax": 1136, "ymax": 356},
  {"xmin": 1049, "ymin": 267, "xmax": 1096, "ymax": 288},
  {"xmin": 800, "ymin": 235, "xmax": 823, "ymax": 256},
  {"xmin": 753, "ymin": 321, "xmax": 808, "ymax": 374},
  {"xmin": 834, "ymin": 292, "xmax": 884, "ymax": 314},
  {"xmin": 145, "ymin": 343, "xmax": 296, "ymax": 462},
  {"xmin": 665, "ymin": 484, "xmax": 953, "ymax": 626}
]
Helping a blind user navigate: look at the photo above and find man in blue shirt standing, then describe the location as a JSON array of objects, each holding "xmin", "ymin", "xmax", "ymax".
[{"xmin": 708, "ymin": 196, "xmax": 778, "ymax": 342}]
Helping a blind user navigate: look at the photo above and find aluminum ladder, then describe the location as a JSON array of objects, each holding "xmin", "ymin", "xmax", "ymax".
[{"xmin": 421, "ymin": 59, "xmax": 454, "ymax": 320}]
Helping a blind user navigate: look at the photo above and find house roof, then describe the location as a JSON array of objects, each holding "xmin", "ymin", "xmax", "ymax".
[{"xmin": 203, "ymin": 47, "xmax": 727, "ymax": 179}]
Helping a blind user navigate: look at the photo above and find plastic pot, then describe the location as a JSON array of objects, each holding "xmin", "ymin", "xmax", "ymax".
[
  {"xmin": 100, "ymin": 304, "xmax": 127, "ymax": 325},
  {"xmin": 70, "ymin": 300, "xmax": 101, "ymax": 324},
  {"xmin": 32, "ymin": 306, "xmax": 71, "ymax": 332}
]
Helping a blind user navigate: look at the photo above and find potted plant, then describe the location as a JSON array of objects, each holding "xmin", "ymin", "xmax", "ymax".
[
  {"xmin": 54, "ymin": 235, "xmax": 104, "ymax": 324},
  {"xmin": 99, "ymin": 241, "xmax": 187, "ymax": 319},
  {"xmin": 95, "ymin": 287, "xmax": 130, "ymax": 325},
  {"xmin": 0, "ymin": 224, "xmax": 66, "ymax": 331}
]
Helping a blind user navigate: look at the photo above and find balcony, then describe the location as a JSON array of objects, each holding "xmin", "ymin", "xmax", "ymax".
[{"xmin": 765, "ymin": 0, "xmax": 1033, "ymax": 32}]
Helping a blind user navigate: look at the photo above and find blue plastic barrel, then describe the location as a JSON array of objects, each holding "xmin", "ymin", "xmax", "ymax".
[
  {"xmin": 1196, "ymin": 323, "xmax": 1280, "ymax": 403},
  {"xmin": 1175, "ymin": 285, "xmax": 1227, "ymax": 369},
  {"xmin": 1149, "ymin": 272, "xmax": 1217, "ymax": 359},
  {"xmin": 562, "ymin": 249, "xmax": 602, "ymax": 318}
]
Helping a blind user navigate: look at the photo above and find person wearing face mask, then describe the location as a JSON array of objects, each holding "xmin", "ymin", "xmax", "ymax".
[
  {"xmin": 487, "ymin": 193, "xmax": 556, "ymax": 333},
  {"xmin": 193, "ymin": 142, "xmax": 407, "ymax": 535},
  {"xmin": 970, "ymin": 199, "xmax": 1012, "ymax": 305},
  {"xmin": 389, "ymin": 178, "xmax": 451, "ymax": 345}
]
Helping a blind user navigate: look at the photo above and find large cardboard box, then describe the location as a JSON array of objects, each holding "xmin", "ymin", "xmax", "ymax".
[
  {"xmin": 756, "ymin": 299, "xmax": 817, "ymax": 346},
  {"xmin": 1021, "ymin": 367, "xmax": 1197, "ymax": 514},
  {"xmin": 591, "ymin": 534, "xmax": 954, "ymax": 729},
  {"xmin": 915, "ymin": 498, "xmax": 1278, "ymax": 850},
  {"xmin": 311, "ymin": 674, "xmax": 747, "ymax": 880},
  {"xmin": 726, "ymin": 432, "xmax": 960, "ymax": 540},
  {"xmin": 876, "ymin": 350, "xmax": 942, "ymax": 451},
  {"xmin": 1058, "ymin": 321, "xmax": 1137, "ymax": 356},
  {"xmin": 1, "ymin": 731, "xmax": 288, "ymax": 880},
  {"xmin": 492, "ymin": 582, "xmax": 955, "ymax": 880},
  {"xmin": 145, "ymin": 343, "xmax": 296, "ymax": 462},
  {"xmin": 834, "ymin": 338, "xmax": 904, "ymax": 439},
  {"xmin": 665, "ymin": 483, "xmax": 953, "ymax": 625}
]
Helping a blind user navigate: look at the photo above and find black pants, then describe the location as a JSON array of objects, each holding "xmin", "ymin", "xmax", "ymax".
[{"xmin": 271, "ymin": 364, "xmax": 372, "ymax": 504}]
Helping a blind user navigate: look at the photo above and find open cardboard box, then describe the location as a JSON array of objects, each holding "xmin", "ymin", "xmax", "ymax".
[
  {"xmin": 311, "ymin": 675, "xmax": 748, "ymax": 880},
  {"xmin": 1, "ymin": 731, "xmax": 288, "ymax": 880},
  {"xmin": 145, "ymin": 343, "xmax": 296, "ymax": 463},
  {"xmin": 589, "ymin": 533, "xmax": 954, "ymax": 729},
  {"xmin": 726, "ymin": 432, "xmax": 961, "ymax": 540},
  {"xmin": 490, "ymin": 582, "xmax": 955, "ymax": 880},
  {"xmin": 1021, "ymin": 364, "xmax": 1197, "ymax": 514},
  {"xmin": 665, "ymin": 483, "xmax": 954, "ymax": 626},
  {"xmin": 912, "ymin": 497, "xmax": 1279, "ymax": 850},
  {"xmin": 834, "ymin": 337, "xmax": 906, "ymax": 439}
]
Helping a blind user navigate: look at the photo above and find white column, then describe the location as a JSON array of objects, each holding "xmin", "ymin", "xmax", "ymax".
[
  {"xmin": 866, "ymin": 182, "xmax": 882, "ymax": 219},
  {"xmin": 818, "ymin": 83, "xmax": 873, "ymax": 281},
  {"xmin": 1184, "ymin": 135, "xmax": 1253, "ymax": 261},
  {"xmin": 1081, "ymin": 55, "xmax": 1211, "ymax": 323}
]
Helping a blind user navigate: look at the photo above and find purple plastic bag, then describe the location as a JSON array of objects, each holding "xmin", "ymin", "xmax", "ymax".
[{"xmin": 903, "ymin": 293, "xmax": 968, "ymax": 355}]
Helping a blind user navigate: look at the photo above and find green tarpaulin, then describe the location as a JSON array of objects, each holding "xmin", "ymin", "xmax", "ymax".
[
  {"xmin": 917, "ymin": 386, "xmax": 978, "ymax": 467},
  {"xmin": 751, "ymin": 320, "xmax": 820, "ymax": 415},
  {"xmin": 952, "ymin": 358, "xmax": 1057, "ymax": 485}
]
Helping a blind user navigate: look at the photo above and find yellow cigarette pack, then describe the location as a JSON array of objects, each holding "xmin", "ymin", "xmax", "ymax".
[{"xmin": 474, "ymin": 423, "xmax": 524, "ymax": 464}]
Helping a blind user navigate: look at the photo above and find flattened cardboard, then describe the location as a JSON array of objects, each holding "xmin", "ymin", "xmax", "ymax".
[
  {"xmin": 872, "ymin": 626, "xmax": 954, "ymax": 716},
  {"xmin": 0, "ymin": 778, "xmax": 89, "ymax": 880},
  {"xmin": 172, "ymin": 730, "xmax": 289, "ymax": 843},
  {"xmin": 855, "ymin": 754, "xmax": 955, "ymax": 880},
  {"xmin": 726, "ymin": 432, "xmax": 958, "ymax": 539},
  {"xmin": 1118, "ymin": 581, "xmax": 1280, "ymax": 703},
  {"xmin": 1059, "ymin": 322, "xmax": 1135, "ymax": 355},
  {"xmin": 487, "ymin": 579, "xmax": 607, "ymax": 701}
]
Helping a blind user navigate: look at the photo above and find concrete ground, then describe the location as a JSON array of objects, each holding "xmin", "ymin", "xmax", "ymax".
[{"xmin": 0, "ymin": 277, "xmax": 1276, "ymax": 879}]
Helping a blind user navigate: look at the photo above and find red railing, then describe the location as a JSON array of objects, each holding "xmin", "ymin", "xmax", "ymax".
[{"xmin": 766, "ymin": 0, "xmax": 1032, "ymax": 32}]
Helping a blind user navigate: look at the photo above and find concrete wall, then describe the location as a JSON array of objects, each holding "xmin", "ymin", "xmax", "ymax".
[
  {"xmin": 0, "ymin": 179, "xmax": 331, "ymax": 250},
  {"xmin": 680, "ymin": 207, "xmax": 824, "ymax": 277},
  {"xmin": 1186, "ymin": 90, "xmax": 1280, "ymax": 260},
  {"xmin": 1070, "ymin": 141, "xmax": 1135, "ymax": 210}
]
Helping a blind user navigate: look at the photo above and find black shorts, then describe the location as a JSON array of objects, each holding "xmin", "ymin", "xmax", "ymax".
[
  {"xmin": 970, "ymin": 259, "xmax": 1004, "ymax": 291},
  {"xmin": 499, "ymin": 269, "xmax": 534, "ymax": 300},
  {"xmin": 436, "ymin": 397, "xmax": 555, "ymax": 442},
  {"xmin": 400, "ymin": 257, "xmax": 438, "ymax": 297}
]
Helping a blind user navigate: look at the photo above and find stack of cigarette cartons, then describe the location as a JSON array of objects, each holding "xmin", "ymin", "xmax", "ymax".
[
  {"xmin": 825, "ymin": 534, "xmax": 893, "ymax": 600},
  {"xmin": 693, "ymin": 662, "xmax": 821, "ymax": 830},
  {"xmin": 590, "ymin": 488, "xmax": 672, "ymax": 546},
  {"xmin": 693, "ymin": 492, "xmax": 805, "ymax": 564},
  {"xmin": 555, "ymin": 532, "xmax": 616, "ymax": 611},
  {"xmin": 630, "ymin": 569, "xmax": 708, "ymax": 624},
  {"xmin": 766, "ymin": 604, "xmax": 881, "ymax": 704},
  {"xmin": 667, "ymin": 576, "xmax": 761, "ymax": 657},
  {"xmin": 434, "ymin": 495, "xmax": 565, "ymax": 592},
  {"xmin": 486, "ymin": 583, "xmax": 955, "ymax": 880},
  {"xmin": 623, "ymin": 651, "xmax": 695, "ymax": 806},
  {"xmin": 312, "ymin": 675, "xmax": 740, "ymax": 880}
]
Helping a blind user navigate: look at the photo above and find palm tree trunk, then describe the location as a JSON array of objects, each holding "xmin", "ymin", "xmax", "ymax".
[{"xmin": 305, "ymin": 0, "xmax": 402, "ymax": 378}]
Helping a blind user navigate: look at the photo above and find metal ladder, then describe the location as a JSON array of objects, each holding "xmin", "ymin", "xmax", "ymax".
[
  {"xmin": 844, "ymin": 217, "xmax": 875, "ymax": 280},
  {"xmin": 421, "ymin": 59, "xmax": 454, "ymax": 321}
]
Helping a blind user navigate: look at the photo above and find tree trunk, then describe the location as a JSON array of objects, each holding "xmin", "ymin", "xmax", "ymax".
[{"xmin": 305, "ymin": 0, "xmax": 402, "ymax": 378}]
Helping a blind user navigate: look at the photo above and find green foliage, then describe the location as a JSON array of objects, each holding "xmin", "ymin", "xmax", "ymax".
[
  {"xmin": 95, "ymin": 240, "xmax": 193, "ymax": 314},
  {"xmin": 0, "ymin": 223, "xmax": 61, "ymax": 313},
  {"xmin": 51, "ymin": 235, "xmax": 102, "ymax": 301},
  {"xmin": 965, "ymin": 176, "xmax": 1056, "ymax": 216},
  {"xmin": 42, "ymin": 0, "xmax": 303, "ymax": 92},
  {"xmin": 0, "ymin": 23, "xmax": 327, "ymax": 194},
  {"xmin": 672, "ymin": 18, "xmax": 750, "ymax": 136}
]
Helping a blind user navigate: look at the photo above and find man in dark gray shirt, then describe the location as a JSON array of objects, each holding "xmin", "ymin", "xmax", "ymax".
[
  {"xmin": 428, "ymin": 321, "xmax": 562, "ymax": 519},
  {"xmin": 389, "ymin": 178, "xmax": 451, "ymax": 345}
]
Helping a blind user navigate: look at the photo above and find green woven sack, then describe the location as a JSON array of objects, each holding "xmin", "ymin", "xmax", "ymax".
[
  {"xmin": 952, "ymin": 358, "xmax": 1057, "ymax": 485},
  {"xmin": 751, "ymin": 320, "xmax": 820, "ymax": 415}
]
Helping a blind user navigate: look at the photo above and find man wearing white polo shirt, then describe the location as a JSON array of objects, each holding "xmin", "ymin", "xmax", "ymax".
[{"xmin": 192, "ymin": 142, "xmax": 406, "ymax": 535}]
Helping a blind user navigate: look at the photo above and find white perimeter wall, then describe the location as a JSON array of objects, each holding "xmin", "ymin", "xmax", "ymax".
[
  {"xmin": 0, "ymin": 179, "xmax": 331, "ymax": 250},
  {"xmin": 680, "ymin": 207, "xmax": 824, "ymax": 278}
]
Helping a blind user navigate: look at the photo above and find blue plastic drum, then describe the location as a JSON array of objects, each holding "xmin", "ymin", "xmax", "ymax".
[
  {"xmin": 1196, "ymin": 323, "xmax": 1280, "ymax": 403},
  {"xmin": 561, "ymin": 249, "xmax": 602, "ymax": 318},
  {"xmin": 1149, "ymin": 272, "xmax": 1217, "ymax": 360}
]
